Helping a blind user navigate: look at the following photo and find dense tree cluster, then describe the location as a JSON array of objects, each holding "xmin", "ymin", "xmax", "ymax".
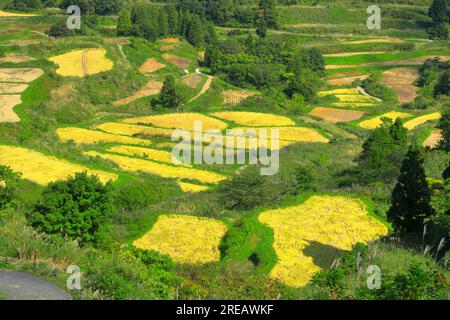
[
  {"xmin": 117, "ymin": 4, "xmax": 215, "ymax": 47},
  {"xmin": 204, "ymin": 35, "xmax": 324, "ymax": 100},
  {"xmin": 5, "ymin": 0, "xmax": 55, "ymax": 11},
  {"xmin": 60, "ymin": 0, "xmax": 122, "ymax": 15},
  {"xmin": 428, "ymin": 0, "xmax": 449, "ymax": 39}
]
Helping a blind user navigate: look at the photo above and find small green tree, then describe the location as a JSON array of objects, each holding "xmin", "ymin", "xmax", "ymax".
[
  {"xmin": 30, "ymin": 172, "xmax": 114, "ymax": 244},
  {"xmin": 0, "ymin": 166, "xmax": 21, "ymax": 210},
  {"xmin": 443, "ymin": 161, "xmax": 450, "ymax": 180},
  {"xmin": 438, "ymin": 105, "xmax": 450, "ymax": 151},
  {"xmin": 153, "ymin": 75, "xmax": 182, "ymax": 109},
  {"xmin": 389, "ymin": 118, "xmax": 408, "ymax": 147},
  {"xmin": 117, "ymin": 9, "xmax": 132, "ymax": 36},
  {"xmin": 187, "ymin": 15, "xmax": 204, "ymax": 48},
  {"xmin": 255, "ymin": 16, "xmax": 267, "ymax": 39},
  {"xmin": 388, "ymin": 145, "xmax": 434, "ymax": 234}
]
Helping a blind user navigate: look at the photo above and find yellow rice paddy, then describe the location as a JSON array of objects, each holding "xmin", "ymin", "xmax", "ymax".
[
  {"xmin": 259, "ymin": 195, "xmax": 388, "ymax": 287},
  {"xmin": 107, "ymin": 145, "xmax": 190, "ymax": 167},
  {"xmin": 133, "ymin": 214, "xmax": 227, "ymax": 264},
  {"xmin": 48, "ymin": 48, "xmax": 113, "ymax": 77},
  {"xmin": 0, "ymin": 10, "xmax": 36, "ymax": 17},
  {"xmin": 83, "ymin": 151, "xmax": 226, "ymax": 184},
  {"xmin": 0, "ymin": 145, "xmax": 117, "ymax": 185},
  {"xmin": 211, "ymin": 112, "xmax": 295, "ymax": 127},
  {"xmin": 96, "ymin": 122, "xmax": 173, "ymax": 138},
  {"xmin": 57, "ymin": 127, "xmax": 152, "ymax": 146},
  {"xmin": 122, "ymin": 113, "xmax": 228, "ymax": 132},
  {"xmin": 318, "ymin": 88, "xmax": 360, "ymax": 96},
  {"xmin": 177, "ymin": 181, "xmax": 209, "ymax": 193},
  {"xmin": 403, "ymin": 112, "xmax": 442, "ymax": 131},
  {"xmin": 359, "ymin": 111, "xmax": 413, "ymax": 129},
  {"xmin": 230, "ymin": 127, "xmax": 330, "ymax": 144}
]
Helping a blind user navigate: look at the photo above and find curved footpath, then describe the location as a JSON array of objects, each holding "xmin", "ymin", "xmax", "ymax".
[{"xmin": 0, "ymin": 270, "xmax": 71, "ymax": 300}]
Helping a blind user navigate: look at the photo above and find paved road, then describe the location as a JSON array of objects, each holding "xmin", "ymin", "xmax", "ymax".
[{"xmin": 0, "ymin": 271, "xmax": 71, "ymax": 300}]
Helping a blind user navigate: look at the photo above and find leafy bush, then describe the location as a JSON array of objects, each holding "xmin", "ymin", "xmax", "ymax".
[{"xmin": 0, "ymin": 166, "xmax": 21, "ymax": 210}]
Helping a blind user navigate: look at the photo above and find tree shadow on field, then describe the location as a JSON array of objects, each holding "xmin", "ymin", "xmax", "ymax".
[{"xmin": 302, "ymin": 241, "xmax": 348, "ymax": 269}]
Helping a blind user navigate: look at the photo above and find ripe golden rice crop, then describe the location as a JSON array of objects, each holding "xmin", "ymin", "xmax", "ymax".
[
  {"xmin": 403, "ymin": 112, "xmax": 442, "ymax": 131},
  {"xmin": 231, "ymin": 127, "xmax": 329, "ymax": 144},
  {"xmin": 133, "ymin": 214, "xmax": 227, "ymax": 264},
  {"xmin": 222, "ymin": 90, "xmax": 256, "ymax": 105},
  {"xmin": 122, "ymin": 113, "xmax": 228, "ymax": 132},
  {"xmin": 57, "ymin": 127, "xmax": 151, "ymax": 146},
  {"xmin": 211, "ymin": 112, "xmax": 295, "ymax": 127},
  {"xmin": 83, "ymin": 151, "xmax": 226, "ymax": 184},
  {"xmin": 335, "ymin": 94, "xmax": 374, "ymax": 103},
  {"xmin": 309, "ymin": 107, "xmax": 366, "ymax": 123},
  {"xmin": 0, "ymin": 145, "xmax": 117, "ymax": 185},
  {"xmin": 107, "ymin": 145, "xmax": 191, "ymax": 167},
  {"xmin": 96, "ymin": 122, "xmax": 173, "ymax": 138},
  {"xmin": 48, "ymin": 49, "xmax": 113, "ymax": 77},
  {"xmin": 259, "ymin": 196, "xmax": 388, "ymax": 287},
  {"xmin": 318, "ymin": 88, "xmax": 360, "ymax": 96},
  {"xmin": 423, "ymin": 130, "xmax": 443, "ymax": 149},
  {"xmin": 0, "ymin": 10, "xmax": 36, "ymax": 17},
  {"xmin": 359, "ymin": 111, "xmax": 413, "ymax": 129},
  {"xmin": 177, "ymin": 181, "xmax": 208, "ymax": 193}
]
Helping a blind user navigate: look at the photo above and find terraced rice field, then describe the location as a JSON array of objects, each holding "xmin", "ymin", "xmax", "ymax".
[
  {"xmin": 83, "ymin": 151, "xmax": 227, "ymax": 184},
  {"xmin": 133, "ymin": 214, "xmax": 227, "ymax": 264},
  {"xmin": 309, "ymin": 107, "xmax": 366, "ymax": 123},
  {"xmin": 381, "ymin": 68, "xmax": 419, "ymax": 104},
  {"xmin": 0, "ymin": 53, "xmax": 34, "ymax": 64},
  {"xmin": 319, "ymin": 88, "xmax": 377, "ymax": 107},
  {"xmin": 259, "ymin": 196, "xmax": 388, "ymax": 287},
  {"xmin": 230, "ymin": 127, "xmax": 330, "ymax": 144},
  {"xmin": 182, "ymin": 74, "xmax": 203, "ymax": 89},
  {"xmin": 56, "ymin": 127, "xmax": 152, "ymax": 146},
  {"xmin": 403, "ymin": 112, "xmax": 442, "ymax": 131},
  {"xmin": 326, "ymin": 55, "xmax": 450, "ymax": 70},
  {"xmin": 0, "ymin": 95, "xmax": 22, "ymax": 122},
  {"xmin": 162, "ymin": 53, "xmax": 191, "ymax": 69},
  {"xmin": 212, "ymin": 112, "xmax": 295, "ymax": 127},
  {"xmin": 113, "ymin": 80, "xmax": 163, "ymax": 106},
  {"xmin": 0, "ymin": 145, "xmax": 117, "ymax": 185},
  {"xmin": 96, "ymin": 122, "xmax": 173, "ymax": 138},
  {"xmin": 177, "ymin": 181, "xmax": 208, "ymax": 193},
  {"xmin": 0, "ymin": 83, "xmax": 28, "ymax": 94},
  {"xmin": 423, "ymin": 130, "xmax": 443, "ymax": 149},
  {"xmin": 122, "ymin": 113, "xmax": 228, "ymax": 132},
  {"xmin": 359, "ymin": 111, "xmax": 413, "ymax": 129},
  {"xmin": 223, "ymin": 90, "xmax": 256, "ymax": 105},
  {"xmin": 48, "ymin": 49, "xmax": 113, "ymax": 77},
  {"xmin": 0, "ymin": 10, "xmax": 36, "ymax": 17},
  {"xmin": 107, "ymin": 145, "xmax": 190, "ymax": 166},
  {"xmin": 138, "ymin": 58, "xmax": 166, "ymax": 74}
]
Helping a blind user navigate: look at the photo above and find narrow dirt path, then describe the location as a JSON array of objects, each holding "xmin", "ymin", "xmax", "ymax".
[
  {"xmin": 189, "ymin": 69, "xmax": 213, "ymax": 102},
  {"xmin": 0, "ymin": 271, "xmax": 71, "ymax": 300},
  {"xmin": 81, "ymin": 50, "xmax": 88, "ymax": 76}
]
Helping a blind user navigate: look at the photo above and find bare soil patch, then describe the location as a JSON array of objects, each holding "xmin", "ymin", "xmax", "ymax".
[
  {"xmin": 0, "ymin": 68, "xmax": 44, "ymax": 82},
  {"xmin": 51, "ymin": 84, "xmax": 74, "ymax": 99},
  {"xmin": 327, "ymin": 75, "xmax": 369, "ymax": 86},
  {"xmin": 325, "ymin": 72, "xmax": 365, "ymax": 79},
  {"xmin": 162, "ymin": 53, "xmax": 191, "ymax": 69},
  {"xmin": 0, "ymin": 83, "xmax": 28, "ymax": 93},
  {"xmin": 159, "ymin": 44, "xmax": 175, "ymax": 51},
  {"xmin": 104, "ymin": 37, "xmax": 130, "ymax": 44},
  {"xmin": 223, "ymin": 90, "xmax": 256, "ymax": 105},
  {"xmin": 0, "ymin": 94, "xmax": 21, "ymax": 122},
  {"xmin": 113, "ymin": 80, "xmax": 163, "ymax": 106},
  {"xmin": 189, "ymin": 76, "xmax": 213, "ymax": 102},
  {"xmin": 138, "ymin": 58, "xmax": 166, "ymax": 74},
  {"xmin": 381, "ymin": 68, "xmax": 419, "ymax": 104},
  {"xmin": 309, "ymin": 107, "xmax": 366, "ymax": 123}
]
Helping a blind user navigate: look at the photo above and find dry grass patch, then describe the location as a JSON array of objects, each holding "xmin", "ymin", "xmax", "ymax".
[
  {"xmin": 381, "ymin": 68, "xmax": 419, "ymax": 104},
  {"xmin": 113, "ymin": 80, "xmax": 163, "ymax": 106},
  {"xmin": 223, "ymin": 90, "xmax": 256, "ymax": 105},
  {"xmin": 48, "ymin": 49, "xmax": 113, "ymax": 77},
  {"xmin": 57, "ymin": 127, "xmax": 152, "ymax": 146},
  {"xmin": 259, "ymin": 195, "xmax": 388, "ymax": 287},
  {"xmin": 0, "ymin": 83, "xmax": 28, "ymax": 94},
  {"xmin": 339, "ymin": 38, "xmax": 404, "ymax": 45},
  {"xmin": 160, "ymin": 38, "xmax": 181, "ymax": 44},
  {"xmin": 0, "ymin": 94, "xmax": 21, "ymax": 123},
  {"xmin": 0, "ymin": 145, "xmax": 117, "ymax": 186},
  {"xmin": 327, "ymin": 75, "xmax": 369, "ymax": 86},
  {"xmin": 122, "ymin": 113, "xmax": 228, "ymax": 132},
  {"xmin": 309, "ymin": 107, "xmax": 366, "ymax": 123},
  {"xmin": 83, "ymin": 151, "xmax": 227, "ymax": 184},
  {"xmin": 0, "ymin": 53, "xmax": 34, "ymax": 64},
  {"xmin": 359, "ymin": 111, "xmax": 413, "ymax": 129},
  {"xmin": 212, "ymin": 112, "xmax": 295, "ymax": 127},
  {"xmin": 162, "ymin": 53, "xmax": 191, "ymax": 69},
  {"xmin": 133, "ymin": 215, "xmax": 226, "ymax": 264},
  {"xmin": 159, "ymin": 44, "xmax": 175, "ymax": 51},
  {"xmin": 0, "ymin": 68, "xmax": 44, "ymax": 82},
  {"xmin": 138, "ymin": 58, "xmax": 166, "ymax": 74},
  {"xmin": 403, "ymin": 112, "xmax": 442, "ymax": 130},
  {"xmin": 423, "ymin": 130, "xmax": 443, "ymax": 149},
  {"xmin": 327, "ymin": 56, "xmax": 450, "ymax": 70}
]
